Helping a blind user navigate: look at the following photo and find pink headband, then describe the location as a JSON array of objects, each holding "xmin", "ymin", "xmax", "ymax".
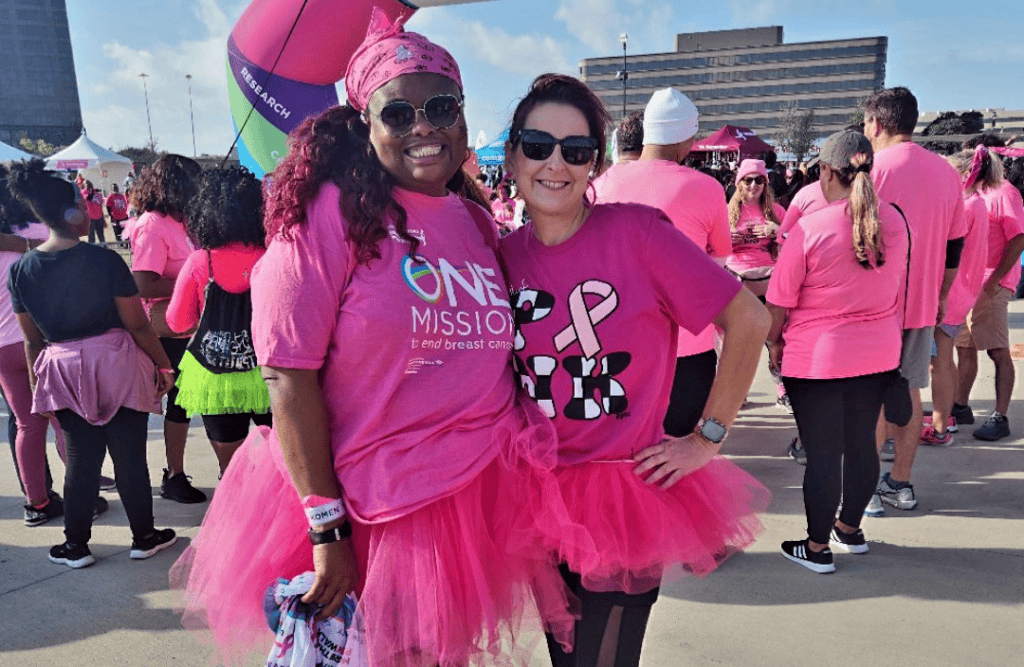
[
  {"xmin": 344, "ymin": 8, "xmax": 462, "ymax": 112},
  {"xmin": 963, "ymin": 144, "xmax": 988, "ymax": 191}
]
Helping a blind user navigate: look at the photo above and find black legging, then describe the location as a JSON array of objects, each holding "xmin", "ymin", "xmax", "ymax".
[
  {"xmin": 662, "ymin": 350, "xmax": 717, "ymax": 438},
  {"xmin": 782, "ymin": 370, "xmax": 895, "ymax": 544}
]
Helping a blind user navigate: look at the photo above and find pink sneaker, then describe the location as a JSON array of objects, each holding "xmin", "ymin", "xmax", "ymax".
[
  {"xmin": 920, "ymin": 425, "xmax": 953, "ymax": 446},
  {"xmin": 923, "ymin": 415, "xmax": 958, "ymax": 433}
]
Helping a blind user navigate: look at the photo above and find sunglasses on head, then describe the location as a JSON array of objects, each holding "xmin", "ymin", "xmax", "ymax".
[
  {"xmin": 741, "ymin": 175, "xmax": 767, "ymax": 186},
  {"xmin": 514, "ymin": 129, "xmax": 598, "ymax": 166},
  {"xmin": 375, "ymin": 94, "xmax": 463, "ymax": 136}
]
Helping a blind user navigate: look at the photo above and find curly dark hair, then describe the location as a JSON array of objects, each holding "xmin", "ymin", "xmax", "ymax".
[
  {"xmin": 129, "ymin": 154, "xmax": 201, "ymax": 221},
  {"xmin": 6, "ymin": 159, "xmax": 79, "ymax": 233},
  {"xmin": 185, "ymin": 166, "xmax": 266, "ymax": 250},
  {"xmin": 963, "ymin": 133, "xmax": 1006, "ymax": 149},
  {"xmin": 508, "ymin": 73, "xmax": 612, "ymax": 174},
  {"xmin": 0, "ymin": 162, "xmax": 35, "ymax": 233},
  {"xmin": 616, "ymin": 111, "xmax": 644, "ymax": 154}
]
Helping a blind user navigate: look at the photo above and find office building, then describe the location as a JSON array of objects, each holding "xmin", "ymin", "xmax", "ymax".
[
  {"xmin": 0, "ymin": 0, "xmax": 82, "ymax": 147},
  {"xmin": 580, "ymin": 26, "xmax": 887, "ymax": 139}
]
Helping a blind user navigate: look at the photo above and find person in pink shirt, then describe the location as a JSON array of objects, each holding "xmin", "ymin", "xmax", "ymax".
[
  {"xmin": 165, "ymin": 166, "xmax": 270, "ymax": 475},
  {"xmin": 726, "ymin": 159, "xmax": 786, "ymax": 299},
  {"xmin": 767, "ymin": 131, "xmax": 909, "ymax": 573},
  {"xmin": 953, "ymin": 145, "xmax": 1024, "ymax": 441},
  {"xmin": 863, "ymin": 87, "xmax": 966, "ymax": 515},
  {"xmin": 129, "ymin": 154, "xmax": 207, "ymax": 505},
  {"xmin": 171, "ymin": 16, "xmax": 575, "ymax": 667},
  {"xmin": 923, "ymin": 150, "xmax": 992, "ymax": 445},
  {"xmin": 104, "ymin": 184, "xmax": 130, "ymax": 243},
  {"xmin": 81, "ymin": 182, "xmax": 105, "ymax": 244},
  {"xmin": 594, "ymin": 87, "xmax": 732, "ymax": 440},
  {"xmin": 502, "ymin": 73, "xmax": 770, "ymax": 667},
  {"xmin": 778, "ymin": 166, "xmax": 826, "ymax": 242}
]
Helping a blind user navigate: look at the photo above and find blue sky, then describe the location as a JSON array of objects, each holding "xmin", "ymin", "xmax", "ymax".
[{"xmin": 66, "ymin": 0, "xmax": 1024, "ymax": 157}]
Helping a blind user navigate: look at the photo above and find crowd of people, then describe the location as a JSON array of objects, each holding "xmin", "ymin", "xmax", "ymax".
[{"xmin": 2, "ymin": 10, "xmax": 1024, "ymax": 667}]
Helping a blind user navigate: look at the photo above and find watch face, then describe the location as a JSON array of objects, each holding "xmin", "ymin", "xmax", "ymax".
[{"xmin": 701, "ymin": 419, "xmax": 727, "ymax": 443}]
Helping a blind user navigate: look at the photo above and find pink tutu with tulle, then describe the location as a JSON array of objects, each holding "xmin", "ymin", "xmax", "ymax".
[
  {"xmin": 171, "ymin": 402, "xmax": 578, "ymax": 667},
  {"xmin": 529, "ymin": 456, "xmax": 771, "ymax": 595}
]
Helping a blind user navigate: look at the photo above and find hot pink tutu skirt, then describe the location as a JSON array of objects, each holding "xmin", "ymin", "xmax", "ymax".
[
  {"xmin": 171, "ymin": 410, "xmax": 577, "ymax": 667},
  {"xmin": 530, "ymin": 456, "xmax": 771, "ymax": 595}
]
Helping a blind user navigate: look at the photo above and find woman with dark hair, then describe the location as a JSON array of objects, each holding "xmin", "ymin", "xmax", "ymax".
[
  {"xmin": 172, "ymin": 14, "xmax": 574, "ymax": 667},
  {"xmin": 81, "ymin": 180, "xmax": 105, "ymax": 244},
  {"xmin": 6, "ymin": 159, "xmax": 177, "ymax": 568},
  {"xmin": 766, "ymin": 131, "xmax": 908, "ymax": 572},
  {"xmin": 129, "ymin": 154, "xmax": 207, "ymax": 504},
  {"xmin": 501, "ymin": 73, "xmax": 770, "ymax": 667},
  {"xmin": 164, "ymin": 166, "xmax": 271, "ymax": 476}
]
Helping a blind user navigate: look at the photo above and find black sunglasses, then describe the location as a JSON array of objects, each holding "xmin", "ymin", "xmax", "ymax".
[
  {"xmin": 514, "ymin": 129, "xmax": 598, "ymax": 166},
  {"xmin": 376, "ymin": 94, "xmax": 463, "ymax": 136},
  {"xmin": 741, "ymin": 175, "xmax": 767, "ymax": 186}
]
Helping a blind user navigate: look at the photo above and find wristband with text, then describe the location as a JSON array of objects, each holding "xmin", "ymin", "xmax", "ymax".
[{"xmin": 304, "ymin": 498, "xmax": 346, "ymax": 527}]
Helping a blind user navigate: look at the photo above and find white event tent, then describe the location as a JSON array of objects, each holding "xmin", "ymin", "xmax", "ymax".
[
  {"xmin": 0, "ymin": 139, "xmax": 32, "ymax": 161},
  {"xmin": 45, "ymin": 130, "xmax": 133, "ymax": 193}
]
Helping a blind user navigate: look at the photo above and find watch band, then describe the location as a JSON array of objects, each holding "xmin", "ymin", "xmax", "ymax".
[
  {"xmin": 307, "ymin": 520, "xmax": 353, "ymax": 545},
  {"xmin": 696, "ymin": 417, "xmax": 728, "ymax": 444}
]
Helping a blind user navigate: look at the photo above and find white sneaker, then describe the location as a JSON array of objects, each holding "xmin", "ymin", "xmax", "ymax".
[{"xmin": 864, "ymin": 493, "xmax": 884, "ymax": 517}]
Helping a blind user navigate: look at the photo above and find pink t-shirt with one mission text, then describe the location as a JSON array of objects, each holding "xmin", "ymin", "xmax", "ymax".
[
  {"xmin": 944, "ymin": 194, "xmax": 990, "ymax": 326},
  {"xmin": 871, "ymin": 142, "xmax": 966, "ymax": 330},
  {"xmin": 726, "ymin": 202, "xmax": 786, "ymax": 273},
  {"xmin": 778, "ymin": 181, "xmax": 827, "ymax": 242},
  {"xmin": 980, "ymin": 181, "xmax": 1024, "ymax": 292},
  {"xmin": 130, "ymin": 211, "xmax": 195, "ymax": 315},
  {"xmin": 593, "ymin": 159, "xmax": 732, "ymax": 358},
  {"xmin": 166, "ymin": 243, "xmax": 266, "ymax": 335},
  {"xmin": 499, "ymin": 203, "xmax": 740, "ymax": 467},
  {"xmin": 252, "ymin": 184, "xmax": 526, "ymax": 524},
  {"xmin": 767, "ymin": 200, "xmax": 908, "ymax": 379}
]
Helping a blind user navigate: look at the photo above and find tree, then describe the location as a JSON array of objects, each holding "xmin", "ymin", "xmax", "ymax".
[
  {"xmin": 117, "ymin": 145, "xmax": 164, "ymax": 170},
  {"xmin": 920, "ymin": 111, "xmax": 985, "ymax": 154},
  {"xmin": 18, "ymin": 138, "xmax": 62, "ymax": 157},
  {"xmin": 777, "ymin": 106, "xmax": 816, "ymax": 163}
]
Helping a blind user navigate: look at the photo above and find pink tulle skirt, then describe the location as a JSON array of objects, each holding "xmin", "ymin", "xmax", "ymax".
[
  {"xmin": 533, "ymin": 456, "xmax": 771, "ymax": 595},
  {"xmin": 171, "ymin": 420, "xmax": 577, "ymax": 667}
]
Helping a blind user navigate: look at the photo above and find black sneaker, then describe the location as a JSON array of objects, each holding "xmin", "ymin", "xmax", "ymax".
[
  {"xmin": 787, "ymin": 437, "xmax": 807, "ymax": 466},
  {"xmin": 781, "ymin": 539, "xmax": 835, "ymax": 574},
  {"xmin": 24, "ymin": 494, "xmax": 64, "ymax": 527},
  {"xmin": 829, "ymin": 526, "xmax": 869, "ymax": 554},
  {"xmin": 93, "ymin": 496, "xmax": 109, "ymax": 520},
  {"xmin": 973, "ymin": 412, "xmax": 1010, "ymax": 441},
  {"xmin": 49, "ymin": 542, "xmax": 95, "ymax": 569},
  {"xmin": 99, "ymin": 475, "xmax": 116, "ymax": 491},
  {"xmin": 130, "ymin": 528, "xmax": 178, "ymax": 559},
  {"xmin": 950, "ymin": 403, "xmax": 975, "ymax": 426},
  {"xmin": 160, "ymin": 469, "xmax": 207, "ymax": 504}
]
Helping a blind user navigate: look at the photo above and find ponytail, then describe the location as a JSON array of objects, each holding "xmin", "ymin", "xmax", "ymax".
[{"xmin": 846, "ymin": 165, "xmax": 884, "ymax": 268}]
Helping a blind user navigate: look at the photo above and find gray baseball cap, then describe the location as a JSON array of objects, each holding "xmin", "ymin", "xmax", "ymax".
[{"xmin": 818, "ymin": 130, "xmax": 873, "ymax": 170}]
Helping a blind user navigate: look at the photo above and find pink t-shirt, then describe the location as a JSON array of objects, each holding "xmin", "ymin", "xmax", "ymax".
[
  {"xmin": 726, "ymin": 202, "xmax": 786, "ymax": 272},
  {"xmin": 498, "ymin": 203, "xmax": 740, "ymax": 467},
  {"xmin": 105, "ymin": 193, "xmax": 129, "ymax": 221},
  {"xmin": 252, "ymin": 184, "xmax": 526, "ymax": 524},
  {"xmin": 980, "ymin": 181, "xmax": 1024, "ymax": 292},
  {"xmin": 944, "ymin": 195, "xmax": 990, "ymax": 326},
  {"xmin": 593, "ymin": 159, "xmax": 732, "ymax": 358},
  {"xmin": 0, "ymin": 223, "xmax": 50, "ymax": 347},
  {"xmin": 129, "ymin": 211, "xmax": 195, "ymax": 313},
  {"xmin": 82, "ymin": 189, "xmax": 104, "ymax": 220},
  {"xmin": 872, "ymin": 142, "xmax": 966, "ymax": 329},
  {"xmin": 166, "ymin": 243, "xmax": 266, "ymax": 335},
  {"xmin": 766, "ymin": 200, "xmax": 908, "ymax": 379},
  {"xmin": 779, "ymin": 181, "xmax": 827, "ymax": 241}
]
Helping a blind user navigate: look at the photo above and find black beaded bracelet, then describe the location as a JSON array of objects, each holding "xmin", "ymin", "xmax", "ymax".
[{"xmin": 307, "ymin": 520, "xmax": 353, "ymax": 545}]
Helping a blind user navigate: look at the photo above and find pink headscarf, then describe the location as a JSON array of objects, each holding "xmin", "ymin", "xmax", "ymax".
[
  {"xmin": 963, "ymin": 144, "xmax": 989, "ymax": 191},
  {"xmin": 344, "ymin": 8, "xmax": 462, "ymax": 112}
]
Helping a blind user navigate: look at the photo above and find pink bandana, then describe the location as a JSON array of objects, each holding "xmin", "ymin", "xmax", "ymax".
[
  {"xmin": 963, "ymin": 144, "xmax": 989, "ymax": 191},
  {"xmin": 344, "ymin": 8, "xmax": 462, "ymax": 112}
]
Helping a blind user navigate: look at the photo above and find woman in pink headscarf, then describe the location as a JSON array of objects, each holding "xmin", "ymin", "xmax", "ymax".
[{"xmin": 172, "ymin": 12, "xmax": 575, "ymax": 667}]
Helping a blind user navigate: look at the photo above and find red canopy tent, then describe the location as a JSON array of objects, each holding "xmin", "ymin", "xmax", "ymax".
[{"xmin": 690, "ymin": 125, "xmax": 775, "ymax": 160}]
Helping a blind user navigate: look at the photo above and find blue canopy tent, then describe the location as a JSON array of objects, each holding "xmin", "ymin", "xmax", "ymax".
[{"xmin": 476, "ymin": 129, "xmax": 509, "ymax": 166}]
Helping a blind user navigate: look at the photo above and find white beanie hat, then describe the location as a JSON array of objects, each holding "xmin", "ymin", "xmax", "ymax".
[{"xmin": 643, "ymin": 88, "xmax": 699, "ymax": 145}]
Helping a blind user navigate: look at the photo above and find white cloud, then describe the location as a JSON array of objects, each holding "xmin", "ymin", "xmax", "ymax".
[{"xmin": 555, "ymin": 0, "xmax": 624, "ymax": 54}]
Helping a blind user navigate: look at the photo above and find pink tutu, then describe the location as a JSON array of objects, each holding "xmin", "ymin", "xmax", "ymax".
[
  {"xmin": 532, "ymin": 456, "xmax": 771, "ymax": 595},
  {"xmin": 171, "ymin": 403, "xmax": 577, "ymax": 667}
]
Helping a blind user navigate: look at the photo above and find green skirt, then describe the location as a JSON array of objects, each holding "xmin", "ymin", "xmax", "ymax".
[{"xmin": 174, "ymin": 350, "xmax": 271, "ymax": 417}]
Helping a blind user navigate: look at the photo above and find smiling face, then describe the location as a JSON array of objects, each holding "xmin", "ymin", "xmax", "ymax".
[
  {"xmin": 507, "ymin": 102, "xmax": 594, "ymax": 223},
  {"xmin": 366, "ymin": 72, "xmax": 467, "ymax": 197},
  {"xmin": 738, "ymin": 176, "xmax": 765, "ymax": 204}
]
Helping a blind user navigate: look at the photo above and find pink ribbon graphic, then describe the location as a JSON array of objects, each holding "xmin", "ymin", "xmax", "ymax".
[{"xmin": 554, "ymin": 280, "xmax": 618, "ymax": 359}]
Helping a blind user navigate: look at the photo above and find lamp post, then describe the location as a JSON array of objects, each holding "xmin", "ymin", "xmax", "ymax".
[
  {"xmin": 139, "ymin": 73, "xmax": 154, "ymax": 151},
  {"xmin": 615, "ymin": 33, "xmax": 629, "ymax": 120},
  {"xmin": 186, "ymin": 74, "xmax": 197, "ymax": 157}
]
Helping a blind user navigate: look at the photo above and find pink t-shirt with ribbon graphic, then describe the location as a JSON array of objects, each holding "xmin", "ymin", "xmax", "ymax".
[
  {"xmin": 252, "ymin": 184, "xmax": 524, "ymax": 524},
  {"xmin": 499, "ymin": 203, "xmax": 740, "ymax": 467}
]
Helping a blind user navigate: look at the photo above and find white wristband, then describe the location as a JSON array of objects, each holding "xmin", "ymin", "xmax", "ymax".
[{"xmin": 304, "ymin": 499, "xmax": 346, "ymax": 528}]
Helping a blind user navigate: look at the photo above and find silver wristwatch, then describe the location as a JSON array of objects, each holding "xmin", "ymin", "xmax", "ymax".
[{"xmin": 696, "ymin": 417, "xmax": 728, "ymax": 444}]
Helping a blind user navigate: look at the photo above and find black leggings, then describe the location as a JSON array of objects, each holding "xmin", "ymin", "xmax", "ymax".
[
  {"xmin": 160, "ymin": 337, "xmax": 190, "ymax": 424},
  {"xmin": 56, "ymin": 407, "xmax": 154, "ymax": 545},
  {"xmin": 783, "ymin": 370, "xmax": 894, "ymax": 544},
  {"xmin": 546, "ymin": 564, "xmax": 659, "ymax": 667},
  {"xmin": 662, "ymin": 350, "xmax": 717, "ymax": 438}
]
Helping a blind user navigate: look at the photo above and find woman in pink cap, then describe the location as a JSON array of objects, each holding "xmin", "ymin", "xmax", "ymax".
[
  {"xmin": 726, "ymin": 159, "xmax": 786, "ymax": 301},
  {"xmin": 172, "ymin": 12, "xmax": 574, "ymax": 667}
]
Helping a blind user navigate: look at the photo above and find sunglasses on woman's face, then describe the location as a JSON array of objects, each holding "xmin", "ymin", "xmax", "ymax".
[
  {"xmin": 741, "ymin": 176, "xmax": 767, "ymax": 186},
  {"xmin": 515, "ymin": 129, "xmax": 598, "ymax": 166},
  {"xmin": 376, "ymin": 94, "xmax": 463, "ymax": 136}
]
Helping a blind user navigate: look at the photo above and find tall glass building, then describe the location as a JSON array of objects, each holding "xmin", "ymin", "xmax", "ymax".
[
  {"xmin": 581, "ymin": 27, "xmax": 887, "ymax": 139},
  {"xmin": 0, "ymin": 0, "xmax": 82, "ymax": 146}
]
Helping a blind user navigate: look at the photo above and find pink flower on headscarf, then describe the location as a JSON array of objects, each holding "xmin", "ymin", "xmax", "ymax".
[{"xmin": 344, "ymin": 8, "xmax": 463, "ymax": 112}]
